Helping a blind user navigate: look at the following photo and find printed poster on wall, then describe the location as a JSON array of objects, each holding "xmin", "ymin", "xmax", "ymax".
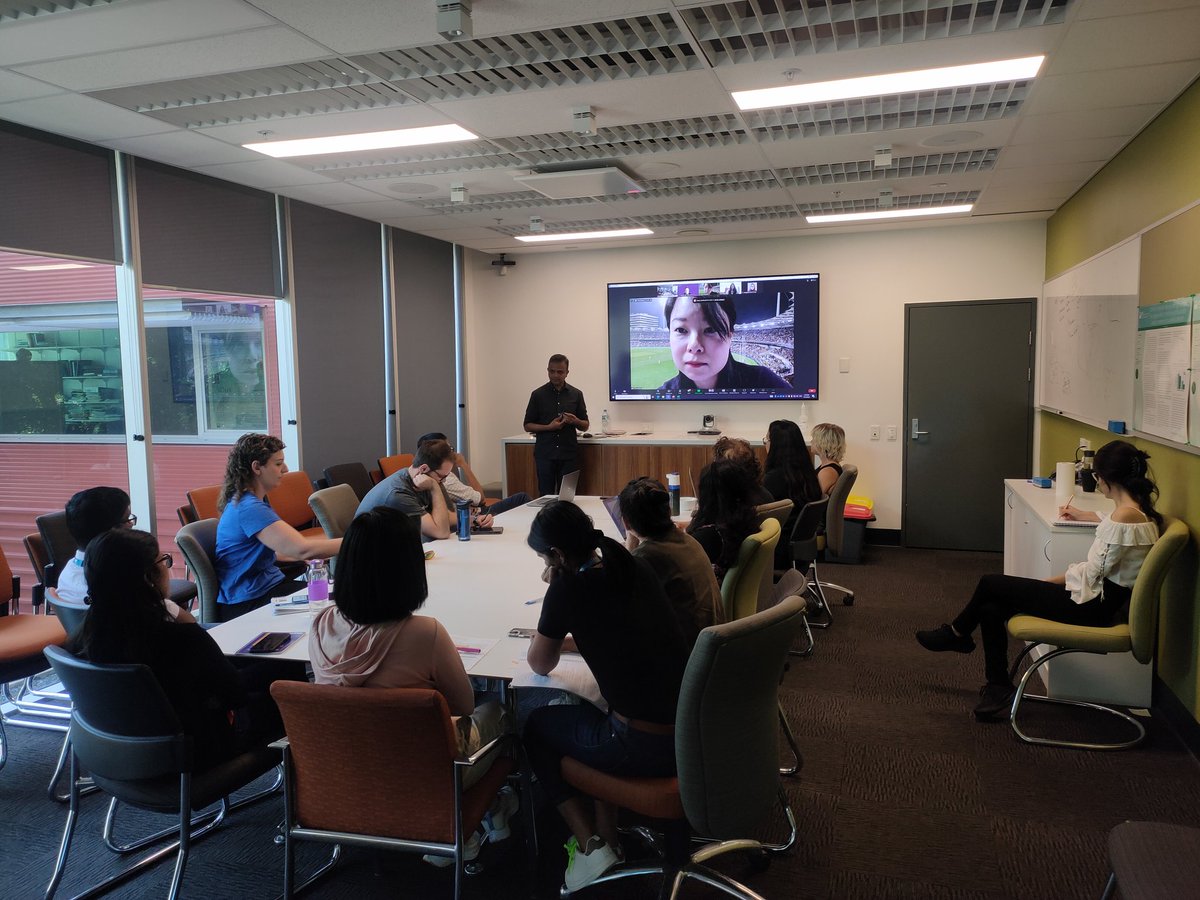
[{"xmin": 1134, "ymin": 299, "xmax": 1191, "ymax": 443}]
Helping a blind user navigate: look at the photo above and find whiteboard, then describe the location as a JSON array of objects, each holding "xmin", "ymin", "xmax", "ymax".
[{"xmin": 1039, "ymin": 238, "xmax": 1140, "ymax": 425}]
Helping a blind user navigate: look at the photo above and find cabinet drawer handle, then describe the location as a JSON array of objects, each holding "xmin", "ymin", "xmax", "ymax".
[
  {"xmin": 1007, "ymin": 492, "xmax": 1014, "ymax": 509},
  {"xmin": 1043, "ymin": 539, "xmax": 1052, "ymax": 562}
]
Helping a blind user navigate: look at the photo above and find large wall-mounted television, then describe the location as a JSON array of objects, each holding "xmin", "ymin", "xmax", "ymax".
[{"xmin": 607, "ymin": 272, "xmax": 819, "ymax": 402}]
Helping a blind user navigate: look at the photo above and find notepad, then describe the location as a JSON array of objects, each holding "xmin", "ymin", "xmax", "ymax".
[{"xmin": 1054, "ymin": 518, "xmax": 1097, "ymax": 527}]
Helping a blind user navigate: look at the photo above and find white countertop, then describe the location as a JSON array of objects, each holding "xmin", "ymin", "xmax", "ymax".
[
  {"xmin": 502, "ymin": 431, "xmax": 764, "ymax": 446},
  {"xmin": 1005, "ymin": 478, "xmax": 1110, "ymax": 530}
]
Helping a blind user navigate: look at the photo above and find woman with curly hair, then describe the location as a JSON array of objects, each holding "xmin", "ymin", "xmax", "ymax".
[
  {"xmin": 917, "ymin": 440, "xmax": 1163, "ymax": 720},
  {"xmin": 214, "ymin": 433, "xmax": 341, "ymax": 621}
]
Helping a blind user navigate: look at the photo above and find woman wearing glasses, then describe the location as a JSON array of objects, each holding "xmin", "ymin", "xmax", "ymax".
[{"xmin": 76, "ymin": 528, "xmax": 282, "ymax": 769}]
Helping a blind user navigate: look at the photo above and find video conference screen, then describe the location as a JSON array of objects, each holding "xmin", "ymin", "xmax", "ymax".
[{"xmin": 607, "ymin": 273, "xmax": 819, "ymax": 401}]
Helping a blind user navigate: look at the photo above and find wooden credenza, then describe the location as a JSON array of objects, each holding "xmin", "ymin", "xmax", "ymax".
[{"xmin": 502, "ymin": 434, "xmax": 765, "ymax": 498}]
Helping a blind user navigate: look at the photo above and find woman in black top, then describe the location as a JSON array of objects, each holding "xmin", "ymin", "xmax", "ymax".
[
  {"xmin": 77, "ymin": 528, "xmax": 280, "ymax": 770},
  {"xmin": 685, "ymin": 457, "xmax": 760, "ymax": 584},
  {"xmin": 762, "ymin": 419, "xmax": 823, "ymax": 567},
  {"xmin": 524, "ymin": 501, "xmax": 689, "ymax": 892}
]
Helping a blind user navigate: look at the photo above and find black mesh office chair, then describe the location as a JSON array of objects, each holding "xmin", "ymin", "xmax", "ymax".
[{"xmin": 43, "ymin": 645, "xmax": 280, "ymax": 900}]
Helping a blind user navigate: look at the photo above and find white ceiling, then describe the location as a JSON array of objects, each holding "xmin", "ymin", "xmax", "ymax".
[{"xmin": 1, "ymin": 0, "xmax": 1198, "ymax": 255}]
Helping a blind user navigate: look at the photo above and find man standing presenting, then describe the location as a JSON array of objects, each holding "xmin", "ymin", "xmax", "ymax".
[
  {"xmin": 356, "ymin": 439, "xmax": 490, "ymax": 540},
  {"xmin": 523, "ymin": 354, "xmax": 589, "ymax": 497}
]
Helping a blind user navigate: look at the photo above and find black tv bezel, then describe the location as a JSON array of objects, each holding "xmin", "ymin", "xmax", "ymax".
[{"xmin": 605, "ymin": 271, "xmax": 820, "ymax": 402}]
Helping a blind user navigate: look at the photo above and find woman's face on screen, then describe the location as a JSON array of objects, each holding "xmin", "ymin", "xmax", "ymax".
[{"xmin": 669, "ymin": 301, "xmax": 731, "ymax": 390}]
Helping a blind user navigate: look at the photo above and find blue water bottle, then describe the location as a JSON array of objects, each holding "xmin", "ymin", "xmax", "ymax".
[
  {"xmin": 667, "ymin": 472, "xmax": 681, "ymax": 516},
  {"xmin": 456, "ymin": 500, "xmax": 472, "ymax": 541}
]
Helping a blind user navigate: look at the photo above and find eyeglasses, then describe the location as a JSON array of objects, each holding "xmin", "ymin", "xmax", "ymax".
[
  {"xmin": 124, "ymin": 513, "xmax": 138, "ymax": 526},
  {"xmin": 156, "ymin": 553, "xmax": 173, "ymax": 569},
  {"xmin": 427, "ymin": 468, "xmax": 448, "ymax": 483}
]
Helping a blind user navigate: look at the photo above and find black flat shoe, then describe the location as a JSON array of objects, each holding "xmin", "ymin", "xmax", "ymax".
[
  {"xmin": 916, "ymin": 624, "xmax": 975, "ymax": 654},
  {"xmin": 973, "ymin": 683, "xmax": 1016, "ymax": 721}
]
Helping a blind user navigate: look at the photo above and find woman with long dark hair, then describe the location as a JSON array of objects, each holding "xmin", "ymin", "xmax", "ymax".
[
  {"xmin": 309, "ymin": 507, "xmax": 513, "ymax": 864},
  {"xmin": 686, "ymin": 457, "xmax": 760, "ymax": 583},
  {"xmin": 215, "ymin": 433, "xmax": 341, "ymax": 621},
  {"xmin": 917, "ymin": 440, "xmax": 1163, "ymax": 720},
  {"xmin": 762, "ymin": 419, "xmax": 823, "ymax": 567},
  {"xmin": 523, "ymin": 501, "xmax": 688, "ymax": 892},
  {"xmin": 77, "ymin": 529, "xmax": 278, "ymax": 769},
  {"xmin": 656, "ymin": 294, "xmax": 791, "ymax": 392}
]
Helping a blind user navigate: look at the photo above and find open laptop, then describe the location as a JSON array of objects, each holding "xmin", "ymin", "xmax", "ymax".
[
  {"xmin": 601, "ymin": 494, "xmax": 626, "ymax": 539},
  {"xmin": 527, "ymin": 468, "xmax": 580, "ymax": 508}
]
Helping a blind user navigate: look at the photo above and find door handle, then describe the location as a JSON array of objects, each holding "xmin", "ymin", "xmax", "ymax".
[{"xmin": 910, "ymin": 418, "xmax": 929, "ymax": 440}]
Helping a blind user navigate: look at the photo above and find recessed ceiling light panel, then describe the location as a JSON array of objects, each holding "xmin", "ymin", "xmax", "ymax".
[
  {"xmin": 515, "ymin": 228, "xmax": 653, "ymax": 243},
  {"xmin": 733, "ymin": 56, "xmax": 1044, "ymax": 111},
  {"xmin": 243, "ymin": 124, "xmax": 478, "ymax": 158},
  {"xmin": 806, "ymin": 204, "xmax": 973, "ymax": 224}
]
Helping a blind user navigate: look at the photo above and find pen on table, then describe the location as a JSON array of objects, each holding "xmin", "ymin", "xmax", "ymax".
[
  {"xmin": 524, "ymin": 597, "xmax": 542, "ymax": 605},
  {"xmin": 456, "ymin": 646, "xmax": 482, "ymax": 655}
]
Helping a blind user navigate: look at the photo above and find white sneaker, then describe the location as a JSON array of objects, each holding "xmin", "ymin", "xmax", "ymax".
[
  {"xmin": 481, "ymin": 786, "xmax": 520, "ymax": 843},
  {"xmin": 423, "ymin": 829, "xmax": 482, "ymax": 868},
  {"xmin": 563, "ymin": 835, "xmax": 619, "ymax": 892}
]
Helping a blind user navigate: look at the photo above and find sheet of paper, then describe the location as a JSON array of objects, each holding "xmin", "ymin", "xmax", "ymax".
[
  {"xmin": 1135, "ymin": 300, "xmax": 1191, "ymax": 443},
  {"xmin": 450, "ymin": 636, "xmax": 497, "ymax": 672},
  {"xmin": 507, "ymin": 655, "xmax": 606, "ymax": 709}
]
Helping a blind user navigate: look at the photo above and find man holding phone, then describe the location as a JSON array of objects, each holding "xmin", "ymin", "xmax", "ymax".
[{"xmin": 523, "ymin": 354, "xmax": 589, "ymax": 497}]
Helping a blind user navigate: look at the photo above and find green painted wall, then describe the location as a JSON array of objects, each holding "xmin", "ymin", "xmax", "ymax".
[{"xmin": 1043, "ymin": 77, "xmax": 1200, "ymax": 721}]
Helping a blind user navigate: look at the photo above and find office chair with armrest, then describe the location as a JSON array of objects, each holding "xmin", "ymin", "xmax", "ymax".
[
  {"xmin": 271, "ymin": 682, "xmax": 526, "ymax": 900},
  {"xmin": 1005, "ymin": 518, "xmax": 1189, "ymax": 750},
  {"xmin": 786, "ymin": 498, "xmax": 832, "ymax": 628},
  {"xmin": 43, "ymin": 645, "xmax": 281, "ymax": 900},
  {"xmin": 812, "ymin": 463, "xmax": 858, "ymax": 606},
  {"xmin": 266, "ymin": 471, "xmax": 323, "ymax": 537},
  {"xmin": 176, "ymin": 505, "xmax": 197, "ymax": 528},
  {"xmin": 322, "ymin": 462, "xmax": 374, "ymax": 501},
  {"xmin": 36, "ymin": 511, "xmax": 76, "ymax": 593},
  {"xmin": 308, "ymin": 484, "xmax": 359, "ymax": 540},
  {"xmin": 186, "ymin": 484, "xmax": 222, "ymax": 522},
  {"xmin": 558, "ymin": 596, "xmax": 806, "ymax": 898},
  {"xmin": 378, "ymin": 453, "xmax": 414, "ymax": 478},
  {"xmin": 175, "ymin": 520, "xmax": 221, "ymax": 625},
  {"xmin": 23, "ymin": 531, "xmax": 49, "ymax": 614}
]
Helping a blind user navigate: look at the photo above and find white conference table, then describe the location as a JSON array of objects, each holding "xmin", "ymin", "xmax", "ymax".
[{"xmin": 208, "ymin": 496, "xmax": 624, "ymax": 703}]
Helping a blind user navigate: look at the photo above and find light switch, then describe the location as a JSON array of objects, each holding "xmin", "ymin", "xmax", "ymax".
[{"xmin": 839, "ymin": 357, "xmax": 850, "ymax": 373}]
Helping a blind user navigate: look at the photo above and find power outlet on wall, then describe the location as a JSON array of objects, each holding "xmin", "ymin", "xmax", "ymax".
[{"xmin": 869, "ymin": 425, "xmax": 880, "ymax": 441}]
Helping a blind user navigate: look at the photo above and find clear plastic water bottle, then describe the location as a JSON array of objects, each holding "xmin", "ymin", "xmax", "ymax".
[
  {"xmin": 456, "ymin": 499, "xmax": 472, "ymax": 541},
  {"xmin": 306, "ymin": 558, "xmax": 330, "ymax": 603},
  {"xmin": 601, "ymin": 409, "xmax": 610, "ymax": 434}
]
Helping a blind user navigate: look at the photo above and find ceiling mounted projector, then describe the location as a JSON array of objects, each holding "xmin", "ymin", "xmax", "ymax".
[{"xmin": 514, "ymin": 167, "xmax": 644, "ymax": 200}]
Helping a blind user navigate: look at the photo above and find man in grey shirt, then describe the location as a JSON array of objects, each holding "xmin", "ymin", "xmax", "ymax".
[
  {"xmin": 356, "ymin": 439, "xmax": 469, "ymax": 541},
  {"xmin": 416, "ymin": 431, "xmax": 531, "ymax": 516}
]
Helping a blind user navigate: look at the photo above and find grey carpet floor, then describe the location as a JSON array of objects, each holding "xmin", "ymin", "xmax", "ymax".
[{"xmin": 2, "ymin": 545, "xmax": 1197, "ymax": 898}]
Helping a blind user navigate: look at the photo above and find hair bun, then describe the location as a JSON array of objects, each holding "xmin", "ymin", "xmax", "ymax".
[{"xmin": 591, "ymin": 528, "xmax": 604, "ymax": 549}]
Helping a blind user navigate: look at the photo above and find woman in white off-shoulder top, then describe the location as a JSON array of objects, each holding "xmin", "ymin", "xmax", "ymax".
[{"xmin": 916, "ymin": 440, "xmax": 1163, "ymax": 721}]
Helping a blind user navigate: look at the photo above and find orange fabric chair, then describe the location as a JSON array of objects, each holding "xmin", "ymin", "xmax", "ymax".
[
  {"xmin": 266, "ymin": 471, "xmax": 323, "ymax": 539},
  {"xmin": 378, "ymin": 453, "xmax": 414, "ymax": 478},
  {"xmin": 186, "ymin": 483, "xmax": 223, "ymax": 521},
  {"xmin": 23, "ymin": 531, "xmax": 49, "ymax": 614},
  {"xmin": 271, "ymin": 682, "xmax": 520, "ymax": 899}
]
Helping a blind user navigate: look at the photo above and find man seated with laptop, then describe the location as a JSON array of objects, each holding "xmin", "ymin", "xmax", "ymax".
[
  {"xmin": 415, "ymin": 432, "xmax": 531, "ymax": 517},
  {"xmin": 614, "ymin": 477, "xmax": 724, "ymax": 647},
  {"xmin": 356, "ymin": 439, "xmax": 493, "ymax": 540}
]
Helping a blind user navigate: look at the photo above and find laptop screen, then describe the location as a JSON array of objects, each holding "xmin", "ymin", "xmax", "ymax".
[
  {"xmin": 557, "ymin": 468, "xmax": 580, "ymax": 502},
  {"xmin": 601, "ymin": 494, "xmax": 626, "ymax": 539}
]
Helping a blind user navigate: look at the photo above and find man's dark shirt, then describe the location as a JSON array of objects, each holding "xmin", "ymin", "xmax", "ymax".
[{"xmin": 524, "ymin": 381, "xmax": 588, "ymax": 461}]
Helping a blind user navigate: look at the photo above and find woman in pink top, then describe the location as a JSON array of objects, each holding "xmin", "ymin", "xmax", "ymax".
[{"xmin": 308, "ymin": 507, "xmax": 516, "ymax": 865}]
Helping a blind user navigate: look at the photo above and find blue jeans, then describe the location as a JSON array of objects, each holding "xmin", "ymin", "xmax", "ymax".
[
  {"xmin": 486, "ymin": 492, "xmax": 532, "ymax": 515},
  {"xmin": 523, "ymin": 702, "xmax": 676, "ymax": 805}
]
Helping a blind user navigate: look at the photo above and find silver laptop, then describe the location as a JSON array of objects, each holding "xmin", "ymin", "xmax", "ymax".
[{"xmin": 528, "ymin": 469, "xmax": 580, "ymax": 508}]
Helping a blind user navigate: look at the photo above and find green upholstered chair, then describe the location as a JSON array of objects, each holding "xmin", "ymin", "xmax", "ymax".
[
  {"xmin": 720, "ymin": 517, "xmax": 780, "ymax": 623},
  {"xmin": 1006, "ymin": 517, "xmax": 1189, "ymax": 750},
  {"xmin": 1102, "ymin": 820, "xmax": 1200, "ymax": 900},
  {"xmin": 558, "ymin": 596, "xmax": 806, "ymax": 898},
  {"xmin": 308, "ymin": 483, "xmax": 358, "ymax": 540},
  {"xmin": 175, "ymin": 519, "xmax": 221, "ymax": 625}
]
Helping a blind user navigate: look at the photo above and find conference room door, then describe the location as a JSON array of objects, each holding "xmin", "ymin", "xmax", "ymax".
[{"xmin": 903, "ymin": 299, "xmax": 1035, "ymax": 551}]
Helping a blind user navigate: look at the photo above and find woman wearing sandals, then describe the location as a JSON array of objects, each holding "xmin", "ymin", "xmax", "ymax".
[{"xmin": 916, "ymin": 440, "xmax": 1162, "ymax": 720}]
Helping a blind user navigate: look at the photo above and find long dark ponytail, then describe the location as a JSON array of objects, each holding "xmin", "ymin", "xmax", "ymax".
[{"xmin": 1093, "ymin": 440, "xmax": 1163, "ymax": 531}]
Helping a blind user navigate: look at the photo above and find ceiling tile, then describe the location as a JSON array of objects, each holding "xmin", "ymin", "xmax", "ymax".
[
  {"xmin": 998, "ymin": 136, "xmax": 1126, "ymax": 169},
  {"xmin": 191, "ymin": 158, "xmax": 336, "ymax": 189},
  {"xmin": 1023, "ymin": 62, "xmax": 1200, "ymax": 114},
  {"xmin": 1010, "ymin": 105, "xmax": 1162, "ymax": 145},
  {"xmin": 0, "ymin": 92, "xmax": 177, "ymax": 141},
  {"xmin": 94, "ymin": 129, "xmax": 262, "ymax": 167},
  {"xmin": 0, "ymin": 69, "xmax": 63, "ymax": 103},
  {"xmin": 1047, "ymin": 7, "xmax": 1200, "ymax": 74}
]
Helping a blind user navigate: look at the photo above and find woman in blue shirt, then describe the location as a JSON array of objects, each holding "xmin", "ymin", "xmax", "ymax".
[{"xmin": 215, "ymin": 433, "xmax": 341, "ymax": 622}]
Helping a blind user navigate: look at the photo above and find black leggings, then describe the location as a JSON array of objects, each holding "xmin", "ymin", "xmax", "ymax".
[
  {"xmin": 952, "ymin": 574, "xmax": 1130, "ymax": 686},
  {"xmin": 216, "ymin": 576, "xmax": 305, "ymax": 623}
]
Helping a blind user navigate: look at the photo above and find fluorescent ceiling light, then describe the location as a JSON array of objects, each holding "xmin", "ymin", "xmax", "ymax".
[
  {"xmin": 733, "ymin": 56, "xmax": 1044, "ymax": 110},
  {"xmin": 806, "ymin": 205, "xmax": 973, "ymax": 224},
  {"xmin": 243, "ymin": 124, "xmax": 478, "ymax": 158},
  {"xmin": 10, "ymin": 262, "xmax": 92, "ymax": 271},
  {"xmin": 515, "ymin": 228, "xmax": 654, "ymax": 243}
]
